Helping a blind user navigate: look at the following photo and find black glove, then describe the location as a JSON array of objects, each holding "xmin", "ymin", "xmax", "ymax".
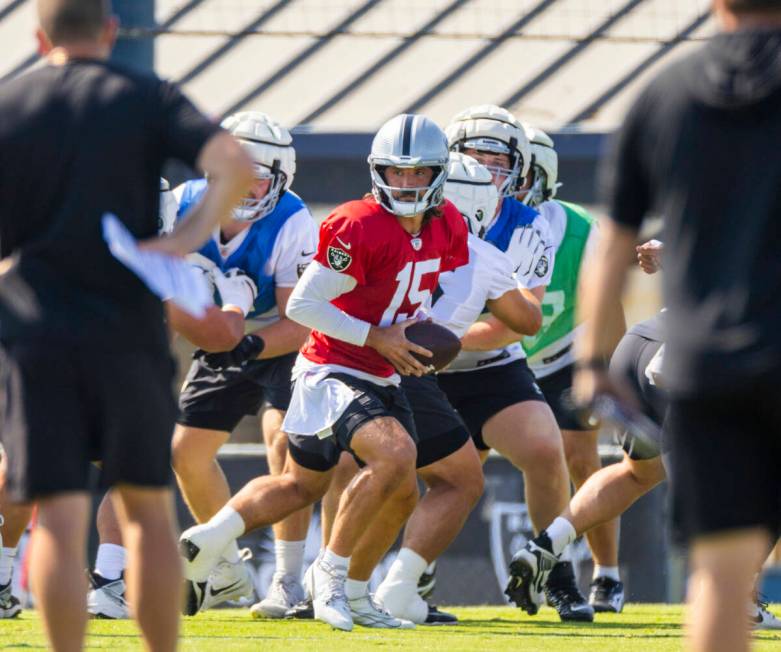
[{"xmin": 195, "ymin": 334, "xmax": 265, "ymax": 370}]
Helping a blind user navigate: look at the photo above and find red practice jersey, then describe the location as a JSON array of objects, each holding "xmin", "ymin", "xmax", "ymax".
[{"xmin": 300, "ymin": 197, "xmax": 469, "ymax": 378}]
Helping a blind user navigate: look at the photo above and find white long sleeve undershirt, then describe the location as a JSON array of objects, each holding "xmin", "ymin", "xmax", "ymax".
[{"xmin": 286, "ymin": 260, "xmax": 371, "ymax": 346}]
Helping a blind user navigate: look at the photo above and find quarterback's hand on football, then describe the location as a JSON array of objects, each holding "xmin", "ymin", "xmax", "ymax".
[
  {"xmin": 215, "ymin": 267, "xmax": 258, "ymax": 316},
  {"xmin": 195, "ymin": 334, "xmax": 265, "ymax": 370},
  {"xmin": 365, "ymin": 318, "xmax": 432, "ymax": 377},
  {"xmin": 636, "ymin": 239, "xmax": 663, "ymax": 274},
  {"xmin": 508, "ymin": 226, "xmax": 546, "ymax": 282}
]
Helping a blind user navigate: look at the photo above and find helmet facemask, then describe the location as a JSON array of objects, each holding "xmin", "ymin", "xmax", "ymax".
[
  {"xmin": 232, "ymin": 159, "xmax": 287, "ymax": 223},
  {"xmin": 370, "ymin": 164, "xmax": 447, "ymax": 218},
  {"xmin": 456, "ymin": 137, "xmax": 522, "ymax": 199}
]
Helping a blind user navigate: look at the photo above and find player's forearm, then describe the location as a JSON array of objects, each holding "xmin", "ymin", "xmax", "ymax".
[
  {"xmin": 167, "ymin": 304, "xmax": 245, "ymax": 351},
  {"xmin": 286, "ymin": 261, "xmax": 370, "ymax": 346},
  {"xmin": 461, "ymin": 317, "xmax": 523, "ymax": 352},
  {"xmin": 486, "ymin": 290, "xmax": 542, "ymax": 336},
  {"xmin": 144, "ymin": 134, "xmax": 253, "ymax": 256},
  {"xmin": 250, "ymin": 317, "xmax": 310, "ymax": 359},
  {"xmin": 576, "ymin": 219, "xmax": 636, "ymax": 363}
]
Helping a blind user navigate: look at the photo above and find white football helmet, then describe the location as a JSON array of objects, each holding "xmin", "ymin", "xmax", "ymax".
[
  {"xmin": 221, "ymin": 111, "xmax": 296, "ymax": 222},
  {"xmin": 521, "ymin": 124, "xmax": 561, "ymax": 208},
  {"xmin": 445, "ymin": 105, "xmax": 531, "ymax": 198},
  {"xmin": 443, "ymin": 153, "xmax": 499, "ymax": 239},
  {"xmin": 158, "ymin": 177, "xmax": 178, "ymax": 235},
  {"xmin": 368, "ymin": 114, "xmax": 450, "ymax": 217}
]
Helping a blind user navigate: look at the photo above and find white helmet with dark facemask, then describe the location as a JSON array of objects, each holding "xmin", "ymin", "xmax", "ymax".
[
  {"xmin": 521, "ymin": 124, "xmax": 561, "ymax": 208},
  {"xmin": 158, "ymin": 177, "xmax": 178, "ymax": 234},
  {"xmin": 368, "ymin": 114, "xmax": 449, "ymax": 217},
  {"xmin": 445, "ymin": 105, "xmax": 531, "ymax": 199},
  {"xmin": 221, "ymin": 111, "xmax": 296, "ymax": 222},
  {"xmin": 443, "ymin": 153, "xmax": 499, "ymax": 239}
]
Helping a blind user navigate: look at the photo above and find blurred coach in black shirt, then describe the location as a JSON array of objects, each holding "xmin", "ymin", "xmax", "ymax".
[
  {"xmin": 573, "ymin": 1, "xmax": 781, "ymax": 651},
  {"xmin": 0, "ymin": 1, "xmax": 252, "ymax": 650}
]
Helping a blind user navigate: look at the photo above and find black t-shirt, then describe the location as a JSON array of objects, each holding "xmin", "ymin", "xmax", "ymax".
[
  {"xmin": 0, "ymin": 59, "xmax": 220, "ymax": 349},
  {"xmin": 602, "ymin": 30, "xmax": 781, "ymax": 395}
]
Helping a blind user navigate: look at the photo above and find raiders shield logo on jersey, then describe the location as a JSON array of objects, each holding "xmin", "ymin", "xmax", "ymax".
[
  {"xmin": 534, "ymin": 255, "xmax": 549, "ymax": 278},
  {"xmin": 327, "ymin": 246, "xmax": 352, "ymax": 272}
]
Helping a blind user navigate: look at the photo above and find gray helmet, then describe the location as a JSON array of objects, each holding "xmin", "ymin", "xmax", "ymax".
[{"xmin": 368, "ymin": 114, "xmax": 449, "ymax": 217}]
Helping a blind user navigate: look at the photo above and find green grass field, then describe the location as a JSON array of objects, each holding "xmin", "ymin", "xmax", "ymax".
[{"xmin": 2, "ymin": 605, "xmax": 781, "ymax": 651}]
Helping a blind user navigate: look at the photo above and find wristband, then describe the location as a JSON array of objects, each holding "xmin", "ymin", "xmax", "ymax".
[{"xmin": 575, "ymin": 357, "xmax": 608, "ymax": 372}]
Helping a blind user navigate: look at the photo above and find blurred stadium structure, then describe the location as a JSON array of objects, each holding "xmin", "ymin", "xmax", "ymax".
[{"xmin": 3, "ymin": 0, "xmax": 712, "ymax": 130}]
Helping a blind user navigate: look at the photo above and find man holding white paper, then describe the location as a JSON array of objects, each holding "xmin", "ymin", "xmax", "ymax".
[{"xmin": 0, "ymin": 1, "xmax": 253, "ymax": 650}]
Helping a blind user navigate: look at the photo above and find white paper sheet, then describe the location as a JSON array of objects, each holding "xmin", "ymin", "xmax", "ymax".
[{"xmin": 102, "ymin": 213, "xmax": 213, "ymax": 318}]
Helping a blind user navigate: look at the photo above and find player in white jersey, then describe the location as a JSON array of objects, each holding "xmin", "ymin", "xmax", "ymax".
[{"xmin": 301, "ymin": 153, "xmax": 545, "ymax": 625}]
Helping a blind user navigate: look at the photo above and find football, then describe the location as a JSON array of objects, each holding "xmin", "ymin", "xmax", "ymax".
[{"xmin": 405, "ymin": 321, "xmax": 462, "ymax": 372}]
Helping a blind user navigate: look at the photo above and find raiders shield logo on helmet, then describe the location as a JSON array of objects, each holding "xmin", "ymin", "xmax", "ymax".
[
  {"xmin": 327, "ymin": 246, "xmax": 352, "ymax": 272},
  {"xmin": 534, "ymin": 255, "xmax": 549, "ymax": 278}
]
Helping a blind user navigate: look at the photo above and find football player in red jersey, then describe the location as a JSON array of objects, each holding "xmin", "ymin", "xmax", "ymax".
[{"xmin": 177, "ymin": 114, "xmax": 468, "ymax": 632}]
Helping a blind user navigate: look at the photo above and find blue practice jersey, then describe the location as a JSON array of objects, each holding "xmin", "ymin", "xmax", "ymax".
[{"xmin": 177, "ymin": 179, "xmax": 317, "ymax": 321}]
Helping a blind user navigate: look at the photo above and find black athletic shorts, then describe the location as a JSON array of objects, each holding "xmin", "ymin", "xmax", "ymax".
[
  {"xmin": 0, "ymin": 340, "xmax": 178, "ymax": 501},
  {"xmin": 608, "ymin": 332, "xmax": 667, "ymax": 460},
  {"xmin": 401, "ymin": 374, "xmax": 471, "ymax": 468},
  {"xmin": 287, "ymin": 373, "xmax": 417, "ymax": 472},
  {"xmin": 536, "ymin": 364, "xmax": 586, "ymax": 431},
  {"xmin": 667, "ymin": 378, "xmax": 781, "ymax": 544},
  {"xmin": 437, "ymin": 359, "xmax": 546, "ymax": 450},
  {"xmin": 178, "ymin": 352, "xmax": 297, "ymax": 432}
]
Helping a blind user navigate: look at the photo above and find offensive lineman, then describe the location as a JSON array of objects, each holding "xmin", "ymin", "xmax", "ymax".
[
  {"xmin": 441, "ymin": 106, "xmax": 593, "ymax": 621},
  {"xmin": 176, "ymin": 114, "xmax": 469, "ymax": 632},
  {"xmin": 517, "ymin": 126, "xmax": 626, "ymax": 612},
  {"xmin": 309, "ymin": 153, "xmax": 546, "ymax": 625},
  {"xmin": 86, "ymin": 113, "xmax": 318, "ymax": 619}
]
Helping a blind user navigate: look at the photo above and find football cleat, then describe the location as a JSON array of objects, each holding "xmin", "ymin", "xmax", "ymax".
[
  {"xmin": 310, "ymin": 557, "xmax": 352, "ymax": 631},
  {"xmin": 285, "ymin": 598, "xmax": 315, "ymax": 620},
  {"xmin": 86, "ymin": 571, "xmax": 129, "ymax": 620},
  {"xmin": 198, "ymin": 549, "xmax": 254, "ymax": 612},
  {"xmin": 179, "ymin": 525, "xmax": 232, "ymax": 616},
  {"xmin": 545, "ymin": 561, "xmax": 594, "ymax": 623},
  {"xmin": 505, "ymin": 539, "xmax": 558, "ymax": 616},
  {"xmin": 589, "ymin": 576, "xmax": 625, "ymax": 613},
  {"xmin": 751, "ymin": 596, "xmax": 781, "ymax": 630},
  {"xmin": 349, "ymin": 593, "xmax": 415, "ymax": 629},
  {"xmin": 417, "ymin": 560, "xmax": 438, "ymax": 600},
  {"xmin": 424, "ymin": 604, "xmax": 458, "ymax": 625},
  {"xmin": 251, "ymin": 571, "xmax": 305, "ymax": 619},
  {"xmin": 0, "ymin": 581, "xmax": 22, "ymax": 619},
  {"xmin": 375, "ymin": 579, "xmax": 429, "ymax": 624}
]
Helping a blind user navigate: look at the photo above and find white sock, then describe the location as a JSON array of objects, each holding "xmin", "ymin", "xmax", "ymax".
[
  {"xmin": 0, "ymin": 546, "xmax": 17, "ymax": 585},
  {"xmin": 559, "ymin": 546, "xmax": 572, "ymax": 563},
  {"xmin": 345, "ymin": 578, "xmax": 368, "ymax": 600},
  {"xmin": 320, "ymin": 548, "xmax": 350, "ymax": 576},
  {"xmin": 544, "ymin": 517, "xmax": 577, "ymax": 557},
  {"xmin": 593, "ymin": 565, "xmax": 620, "ymax": 582},
  {"xmin": 384, "ymin": 547, "xmax": 428, "ymax": 585},
  {"xmin": 221, "ymin": 540, "xmax": 241, "ymax": 564},
  {"xmin": 275, "ymin": 539, "xmax": 306, "ymax": 578},
  {"xmin": 208, "ymin": 505, "xmax": 246, "ymax": 542},
  {"xmin": 95, "ymin": 543, "xmax": 126, "ymax": 581}
]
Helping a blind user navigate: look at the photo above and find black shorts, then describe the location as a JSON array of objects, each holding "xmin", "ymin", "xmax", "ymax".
[
  {"xmin": 0, "ymin": 340, "xmax": 177, "ymax": 501},
  {"xmin": 667, "ymin": 380, "xmax": 781, "ymax": 544},
  {"xmin": 287, "ymin": 373, "xmax": 417, "ymax": 472},
  {"xmin": 178, "ymin": 352, "xmax": 297, "ymax": 432},
  {"xmin": 609, "ymin": 333, "xmax": 668, "ymax": 460},
  {"xmin": 401, "ymin": 374, "xmax": 471, "ymax": 468},
  {"xmin": 536, "ymin": 364, "xmax": 586, "ymax": 431},
  {"xmin": 437, "ymin": 359, "xmax": 546, "ymax": 450}
]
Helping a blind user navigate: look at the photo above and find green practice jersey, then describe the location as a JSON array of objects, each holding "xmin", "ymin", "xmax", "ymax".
[{"xmin": 522, "ymin": 200, "xmax": 597, "ymax": 378}]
